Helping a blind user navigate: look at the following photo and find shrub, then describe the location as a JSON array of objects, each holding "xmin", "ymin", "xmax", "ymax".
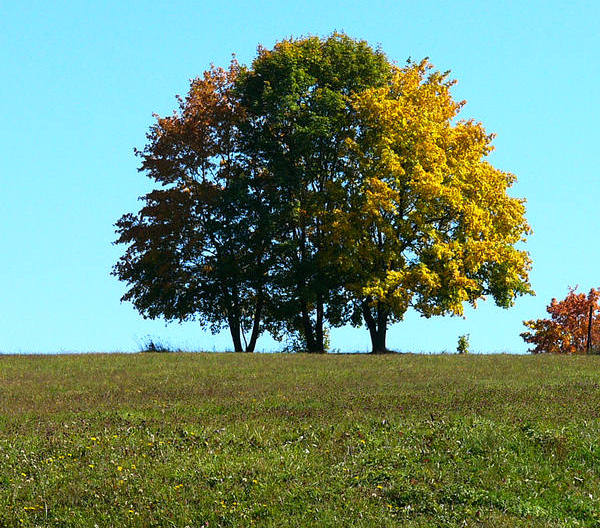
[{"xmin": 457, "ymin": 334, "xmax": 470, "ymax": 354}]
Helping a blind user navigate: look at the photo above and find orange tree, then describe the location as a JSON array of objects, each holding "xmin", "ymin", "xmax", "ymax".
[
  {"xmin": 521, "ymin": 287, "xmax": 600, "ymax": 354},
  {"xmin": 113, "ymin": 63, "xmax": 276, "ymax": 352}
]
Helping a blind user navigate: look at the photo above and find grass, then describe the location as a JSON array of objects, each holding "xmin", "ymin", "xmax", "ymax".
[{"xmin": 2, "ymin": 352, "xmax": 600, "ymax": 527}]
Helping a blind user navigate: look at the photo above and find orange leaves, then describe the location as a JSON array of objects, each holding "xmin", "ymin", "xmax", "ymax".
[
  {"xmin": 137, "ymin": 60, "xmax": 243, "ymax": 186},
  {"xmin": 521, "ymin": 287, "xmax": 600, "ymax": 354}
]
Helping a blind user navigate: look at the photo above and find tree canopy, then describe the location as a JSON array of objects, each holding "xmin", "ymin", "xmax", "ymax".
[
  {"xmin": 521, "ymin": 287, "xmax": 600, "ymax": 354},
  {"xmin": 336, "ymin": 59, "xmax": 533, "ymax": 351},
  {"xmin": 113, "ymin": 33, "xmax": 532, "ymax": 353},
  {"xmin": 113, "ymin": 63, "xmax": 273, "ymax": 352}
]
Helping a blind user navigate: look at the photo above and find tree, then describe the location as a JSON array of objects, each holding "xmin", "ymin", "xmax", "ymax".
[
  {"xmin": 235, "ymin": 34, "xmax": 392, "ymax": 352},
  {"xmin": 331, "ymin": 59, "xmax": 532, "ymax": 352},
  {"xmin": 114, "ymin": 36, "xmax": 532, "ymax": 354},
  {"xmin": 113, "ymin": 62, "xmax": 273, "ymax": 352},
  {"xmin": 521, "ymin": 287, "xmax": 600, "ymax": 354}
]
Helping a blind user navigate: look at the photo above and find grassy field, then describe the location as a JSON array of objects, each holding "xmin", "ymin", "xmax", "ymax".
[{"xmin": 2, "ymin": 353, "xmax": 600, "ymax": 527}]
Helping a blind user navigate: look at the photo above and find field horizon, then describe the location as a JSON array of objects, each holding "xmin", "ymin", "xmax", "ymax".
[
  {"xmin": 0, "ymin": 347, "xmax": 527, "ymax": 356},
  {"xmin": 2, "ymin": 353, "xmax": 600, "ymax": 526}
]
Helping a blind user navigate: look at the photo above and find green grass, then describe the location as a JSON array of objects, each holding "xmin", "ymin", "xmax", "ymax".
[{"xmin": 2, "ymin": 353, "xmax": 600, "ymax": 527}]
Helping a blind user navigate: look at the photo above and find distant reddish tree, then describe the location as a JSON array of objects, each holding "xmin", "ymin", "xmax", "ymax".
[{"xmin": 521, "ymin": 287, "xmax": 600, "ymax": 354}]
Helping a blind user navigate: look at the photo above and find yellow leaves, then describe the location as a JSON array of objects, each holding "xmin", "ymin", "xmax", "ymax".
[
  {"xmin": 353, "ymin": 60, "xmax": 461, "ymax": 143},
  {"xmin": 364, "ymin": 177, "xmax": 399, "ymax": 220},
  {"xmin": 345, "ymin": 60, "xmax": 533, "ymax": 317}
]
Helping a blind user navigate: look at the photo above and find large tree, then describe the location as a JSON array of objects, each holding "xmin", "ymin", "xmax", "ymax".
[
  {"xmin": 114, "ymin": 37, "xmax": 531, "ymax": 354},
  {"xmin": 235, "ymin": 34, "xmax": 392, "ymax": 352},
  {"xmin": 333, "ymin": 59, "xmax": 532, "ymax": 352},
  {"xmin": 113, "ymin": 63, "xmax": 273, "ymax": 352}
]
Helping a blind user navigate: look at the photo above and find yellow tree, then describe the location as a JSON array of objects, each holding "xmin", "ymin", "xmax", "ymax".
[{"xmin": 336, "ymin": 59, "xmax": 532, "ymax": 353}]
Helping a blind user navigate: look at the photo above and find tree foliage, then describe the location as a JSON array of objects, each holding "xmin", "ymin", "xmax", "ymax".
[
  {"xmin": 113, "ymin": 63, "xmax": 272, "ymax": 352},
  {"xmin": 114, "ymin": 34, "xmax": 532, "ymax": 353},
  {"xmin": 334, "ymin": 59, "xmax": 532, "ymax": 351},
  {"xmin": 234, "ymin": 34, "xmax": 392, "ymax": 352},
  {"xmin": 521, "ymin": 287, "xmax": 600, "ymax": 354}
]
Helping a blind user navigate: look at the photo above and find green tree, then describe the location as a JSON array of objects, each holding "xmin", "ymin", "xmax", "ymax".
[{"xmin": 235, "ymin": 34, "xmax": 392, "ymax": 352}]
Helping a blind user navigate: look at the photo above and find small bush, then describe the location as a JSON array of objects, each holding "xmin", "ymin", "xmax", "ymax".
[
  {"xmin": 457, "ymin": 334, "xmax": 470, "ymax": 354},
  {"xmin": 139, "ymin": 336, "xmax": 174, "ymax": 353}
]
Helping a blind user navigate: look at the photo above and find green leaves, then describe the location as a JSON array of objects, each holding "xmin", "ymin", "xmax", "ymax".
[{"xmin": 233, "ymin": 34, "xmax": 394, "ymax": 352}]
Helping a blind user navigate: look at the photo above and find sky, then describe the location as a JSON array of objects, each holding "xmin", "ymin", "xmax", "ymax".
[{"xmin": 1, "ymin": 0, "xmax": 598, "ymax": 354}]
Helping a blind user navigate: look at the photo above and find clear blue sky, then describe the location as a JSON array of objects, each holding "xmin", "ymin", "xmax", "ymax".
[{"xmin": 1, "ymin": 0, "xmax": 598, "ymax": 353}]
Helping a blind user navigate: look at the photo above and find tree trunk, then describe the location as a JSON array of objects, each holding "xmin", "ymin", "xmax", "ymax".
[
  {"xmin": 245, "ymin": 292, "xmax": 264, "ymax": 353},
  {"xmin": 300, "ymin": 300, "xmax": 318, "ymax": 352},
  {"xmin": 228, "ymin": 316, "xmax": 244, "ymax": 352},
  {"xmin": 299, "ymin": 301, "xmax": 326, "ymax": 353},
  {"xmin": 362, "ymin": 300, "xmax": 388, "ymax": 353},
  {"xmin": 372, "ymin": 322, "xmax": 387, "ymax": 353},
  {"xmin": 313, "ymin": 296, "xmax": 325, "ymax": 353}
]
